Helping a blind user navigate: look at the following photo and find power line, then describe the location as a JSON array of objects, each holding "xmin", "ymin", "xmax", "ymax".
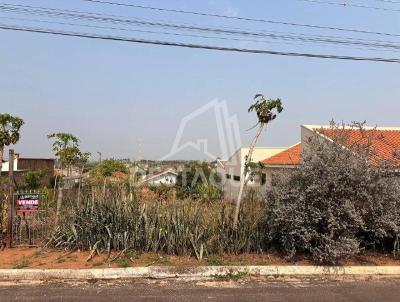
[
  {"xmin": 2, "ymin": 15, "xmax": 396, "ymax": 53},
  {"xmin": 2, "ymin": 2, "xmax": 400, "ymax": 54},
  {"xmin": 372, "ymin": 0, "xmax": 400, "ymax": 4},
  {"xmin": 295, "ymin": 0, "xmax": 400, "ymax": 12},
  {"xmin": 81, "ymin": 0, "xmax": 400, "ymax": 37},
  {"xmin": 1, "ymin": 4, "xmax": 400, "ymax": 52},
  {"xmin": 1, "ymin": 24, "xmax": 399, "ymax": 63},
  {"xmin": 0, "ymin": 16, "xmax": 325, "ymax": 48}
]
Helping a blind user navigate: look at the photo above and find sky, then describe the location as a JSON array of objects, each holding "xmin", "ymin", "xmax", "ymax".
[{"xmin": 1, "ymin": 0, "xmax": 400, "ymax": 160}]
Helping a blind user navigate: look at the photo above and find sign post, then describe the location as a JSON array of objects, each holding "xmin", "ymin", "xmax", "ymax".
[
  {"xmin": 12, "ymin": 192, "xmax": 46, "ymax": 247},
  {"xmin": 7, "ymin": 149, "xmax": 14, "ymax": 248},
  {"xmin": 15, "ymin": 194, "xmax": 40, "ymax": 213}
]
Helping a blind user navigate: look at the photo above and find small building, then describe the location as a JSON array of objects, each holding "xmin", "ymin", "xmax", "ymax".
[
  {"xmin": 1, "ymin": 154, "xmax": 54, "ymax": 174},
  {"xmin": 262, "ymin": 143, "xmax": 302, "ymax": 187},
  {"xmin": 141, "ymin": 170, "xmax": 178, "ymax": 186},
  {"xmin": 1, "ymin": 154, "xmax": 55, "ymax": 187},
  {"xmin": 219, "ymin": 147, "xmax": 287, "ymax": 201}
]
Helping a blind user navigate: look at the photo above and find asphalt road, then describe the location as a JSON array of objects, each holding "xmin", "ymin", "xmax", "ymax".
[{"xmin": 1, "ymin": 277, "xmax": 400, "ymax": 301}]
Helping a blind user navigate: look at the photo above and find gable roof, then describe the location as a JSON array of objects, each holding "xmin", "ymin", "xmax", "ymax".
[
  {"xmin": 315, "ymin": 127, "xmax": 400, "ymax": 166},
  {"xmin": 262, "ymin": 143, "xmax": 302, "ymax": 166},
  {"xmin": 141, "ymin": 170, "xmax": 178, "ymax": 183},
  {"xmin": 261, "ymin": 125, "xmax": 400, "ymax": 168}
]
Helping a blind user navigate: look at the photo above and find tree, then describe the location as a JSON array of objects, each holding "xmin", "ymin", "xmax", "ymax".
[
  {"xmin": 47, "ymin": 133, "xmax": 81, "ymax": 175},
  {"xmin": 76, "ymin": 151, "xmax": 91, "ymax": 208},
  {"xmin": 47, "ymin": 133, "xmax": 82, "ymax": 224},
  {"xmin": 90, "ymin": 159, "xmax": 129, "ymax": 197},
  {"xmin": 233, "ymin": 94, "xmax": 283, "ymax": 227},
  {"xmin": 91, "ymin": 159, "xmax": 128, "ymax": 178},
  {"xmin": 176, "ymin": 162, "xmax": 220, "ymax": 200},
  {"xmin": 22, "ymin": 171, "xmax": 43, "ymax": 190},
  {"xmin": 0, "ymin": 114, "xmax": 24, "ymax": 163}
]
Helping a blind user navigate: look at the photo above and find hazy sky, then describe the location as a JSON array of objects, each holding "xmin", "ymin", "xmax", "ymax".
[{"xmin": 1, "ymin": 0, "xmax": 400, "ymax": 160}]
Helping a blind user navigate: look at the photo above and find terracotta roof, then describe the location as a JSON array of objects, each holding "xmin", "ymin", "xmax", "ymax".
[
  {"xmin": 316, "ymin": 128, "xmax": 400, "ymax": 166},
  {"xmin": 263, "ymin": 143, "xmax": 302, "ymax": 166},
  {"xmin": 142, "ymin": 170, "xmax": 178, "ymax": 182}
]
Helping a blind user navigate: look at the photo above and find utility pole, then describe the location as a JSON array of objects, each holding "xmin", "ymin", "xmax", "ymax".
[{"xmin": 7, "ymin": 149, "xmax": 14, "ymax": 248}]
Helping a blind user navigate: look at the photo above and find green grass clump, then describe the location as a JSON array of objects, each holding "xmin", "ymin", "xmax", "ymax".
[
  {"xmin": 13, "ymin": 258, "xmax": 30, "ymax": 269},
  {"xmin": 115, "ymin": 257, "xmax": 131, "ymax": 268},
  {"xmin": 147, "ymin": 253, "xmax": 170, "ymax": 266},
  {"xmin": 207, "ymin": 255, "xmax": 224, "ymax": 266},
  {"xmin": 213, "ymin": 271, "xmax": 248, "ymax": 282}
]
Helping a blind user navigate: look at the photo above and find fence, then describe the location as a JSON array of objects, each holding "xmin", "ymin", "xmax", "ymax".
[
  {"xmin": 12, "ymin": 192, "xmax": 51, "ymax": 247},
  {"xmin": 0, "ymin": 193, "xmax": 5, "ymax": 249}
]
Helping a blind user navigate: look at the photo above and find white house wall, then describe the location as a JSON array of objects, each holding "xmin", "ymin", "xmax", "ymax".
[
  {"xmin": 221, "ymin": 147, "xmax": 286, "ymax": 201},
  {"xmin": 1, "ymin": 158, "xmax": 18, "ymax": 172},
  {"xmin": 146, "ymin": 174, "xmax": 177, "ymax": 186}
]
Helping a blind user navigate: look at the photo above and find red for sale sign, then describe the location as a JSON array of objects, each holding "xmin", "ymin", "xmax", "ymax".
[{"xmin": 16, "ymin": 194, "xmax": 39, "ymax": 213}]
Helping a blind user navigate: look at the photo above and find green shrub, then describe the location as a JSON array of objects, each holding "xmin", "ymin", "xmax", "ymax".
[
  {"xmin": 266, "ymin": 123, "xmax": 400, "ymax": 264},
  {"xmin": 13, "ymin": 258, "xmax": 30, "ymax": 269},
  {"xmin": 176, "ymin": 162, "xmax": 221, "ymax": 200},
  {"xmin": 207, "ymin": 255, "xmax": 224, "ymax": 266},
  {"xmin": 197, "ymin": 184, "xmax": 221, "ymax": 203},
  {"xmin": 22, "ymin": 171, "xmax": 43, "ymax": 190}
]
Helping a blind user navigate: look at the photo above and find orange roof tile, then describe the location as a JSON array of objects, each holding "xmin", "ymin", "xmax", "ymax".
[
  {"xmin": 263, "ymin": 143, "xmax": 302, "ymax": 166},
  {"xmin": 316, "ymin": 128, "xmax": 400, "ymax": 166}
]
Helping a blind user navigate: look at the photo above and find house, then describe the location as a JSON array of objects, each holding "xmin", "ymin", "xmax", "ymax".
[
  {"xmin": 141, "ymin": 170, "xmax": 178, "ymax": 186},
  {"xmin": 262, "ymin": 143, "xmax": 302, "ymax": 187},
  {"xmin": 214, "ymin": 158, "xmax": 227, "ymax": 179},
  {"xmin": 220, "ymin": 124, "xmax": 400, "ymax": 200},
  {"xmin": 1, "ymin": 154, "xmax": 55, "ymax": 187},
  {"xmin": 1, "ymin": 153, "xmax": 54, "ymax": 174},
  {"xmin": 219, "ymin": 147, "xmax": 287, "ymax": 200},
  {"xmin": 262, "ymin": 124, "xmax": 400, "ymax": 186}
]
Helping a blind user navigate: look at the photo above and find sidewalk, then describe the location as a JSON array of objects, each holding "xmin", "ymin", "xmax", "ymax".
[{"xmin": 2, "ymin": 265, "xmax": 400, "ymax": 281}]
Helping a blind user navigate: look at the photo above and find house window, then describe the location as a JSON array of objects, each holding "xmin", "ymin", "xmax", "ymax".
[
  {"xmin": 261, "ymin": 173, "xmax": 267, "ymax": 185},
  {"xmin": 226, "ymin": 174, "xmax": 231, "ymax": 179},
  {"xmin": 233, "ymin": 175, "xmax": 240, "ymax": 181}
]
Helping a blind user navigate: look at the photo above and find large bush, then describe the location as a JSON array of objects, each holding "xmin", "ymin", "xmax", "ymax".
[
  {"xmin": 266, "ymin": 123, "xmax": 400, "ymax": 264},
  {"xmin": 175, "ymin": 162, "xmax": 221, "ymax": 201}
]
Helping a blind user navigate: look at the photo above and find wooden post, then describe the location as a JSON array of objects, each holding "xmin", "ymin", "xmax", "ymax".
[{"xmin": 7, "ymin": 149, "xmax": 14, "ymax": 248}]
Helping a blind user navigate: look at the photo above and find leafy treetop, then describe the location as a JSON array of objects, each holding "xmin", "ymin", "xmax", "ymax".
[
  {"xmin": 0, "ymin": 113, "xmax": 24, "ymax": 147},
  {"xmin": 47, "ymin": 133, "xmax": 83, "ymax": 168},
  {"xmin": 47, "ymin": 133, "xmax": 79, "ymax": 153},
  {"xmin": 93, "ymin": 159, "xmax": 128, "ymax": 177},
  {"xmin": 248, "ymin": 94, "xmax": 283, "ymax": 124}
]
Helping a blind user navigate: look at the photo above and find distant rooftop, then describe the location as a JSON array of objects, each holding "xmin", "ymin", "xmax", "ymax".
[{"xmin": 263, "ymin": 143, "xmax": 302, "ymax": 167}]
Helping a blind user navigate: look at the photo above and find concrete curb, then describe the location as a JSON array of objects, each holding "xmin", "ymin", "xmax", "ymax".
[{"xmin": 1, "ymin": 266, "xmax": 400, "ymax": 280}]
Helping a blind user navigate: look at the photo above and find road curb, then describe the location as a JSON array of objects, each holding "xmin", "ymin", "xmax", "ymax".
[{"xmin": 1, "ymin": 266, "xmax": 400, "ymax": 280}]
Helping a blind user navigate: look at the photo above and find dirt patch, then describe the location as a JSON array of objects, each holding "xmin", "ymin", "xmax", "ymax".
[
  {"xmin": 0, "ymin": 248, "xmax": 400, "ymax": 269},
  {"xmin": 340, "ymin": 253, "xmax": 400, "ymax": 266}
]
